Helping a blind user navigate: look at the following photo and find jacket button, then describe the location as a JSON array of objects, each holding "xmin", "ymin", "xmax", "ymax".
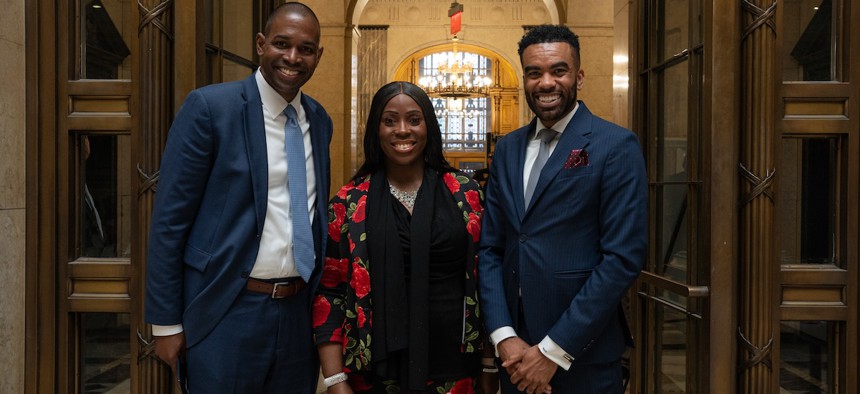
[{"xmin": 519, "ymin": 234, "xmax": 527, "ymax": 242}]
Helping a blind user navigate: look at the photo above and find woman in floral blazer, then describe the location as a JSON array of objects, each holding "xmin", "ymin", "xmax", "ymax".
[{"xmin": 313, "ymin": 82, "xmax": 497, "ymax": 394}]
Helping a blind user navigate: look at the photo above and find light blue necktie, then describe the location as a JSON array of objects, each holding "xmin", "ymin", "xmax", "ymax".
[
  {"xmin": 525, "ymin": 128, "xmax": 558, "ymax": 209},
  {"xmin": 284, "ymin": 104, "xmax": 314, "ymax": 281}
]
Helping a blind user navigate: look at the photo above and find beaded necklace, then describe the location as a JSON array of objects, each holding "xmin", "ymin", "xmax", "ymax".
[{"xmin": 389, "ymin": 183, "xmax": 418, "ymax": 210}]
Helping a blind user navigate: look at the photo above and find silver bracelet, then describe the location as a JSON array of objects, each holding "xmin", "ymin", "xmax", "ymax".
[{"xmin": 323, "ymin": 372, "xmax": 348, "ymax": 388}]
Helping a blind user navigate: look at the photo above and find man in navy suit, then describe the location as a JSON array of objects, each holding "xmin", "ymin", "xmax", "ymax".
[
  {"xmin": 144, "ymin": 3, "xmax": 332, "ymax": 392},
  {"xmin": 478, "ymin": 25, "xmax": 647, "ymax": 393}
]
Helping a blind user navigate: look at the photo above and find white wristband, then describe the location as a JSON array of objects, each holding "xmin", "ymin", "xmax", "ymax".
[{"xmin": 323, "ymin": 372, "xmax": 348, "ymax": 388}]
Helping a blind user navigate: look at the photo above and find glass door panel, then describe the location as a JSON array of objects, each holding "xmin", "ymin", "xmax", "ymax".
[
  {"xmin": 652, "ymin": 303, "xmax": 687, "ymax": 392},
  {"xmin": 635, "ymin": 0, "xmax": 705, "ymax": 392},
  {"xmin": 636, "ymin": 287, "xmax": 704, "ymax": 394},
  {"xmin": 77, "ymin": 0, "xmax": 134, "ymax": 80},
  {"xmin": 79, "ymin": 134, "xmax": 132, "ymax": 259},
  {"xmin": 69, "ymin": 131, "xmax": 133, "ymax": 394},
  {"xmin": 78, "ymin": 313, "xmax": 131, "ymax": 393},
  {"xmin": 779, "ymin": 321, "xmax": 842, "ymax": 393},
  {"xmin": 779, "ymin": 137, "xmax": 841, "ymax": 267},
  {"xmin": 782, "ymin": 0, "xmax": 839, "ymax": 81},
  {"xmin": 205, "ymin": 0, "xmax": 259, "ymax": 83}
]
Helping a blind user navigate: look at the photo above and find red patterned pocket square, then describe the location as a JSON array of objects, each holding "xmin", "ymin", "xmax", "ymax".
[{"xmin": 563, "ymin": 149, "xmax": 589, "ymax": 169}]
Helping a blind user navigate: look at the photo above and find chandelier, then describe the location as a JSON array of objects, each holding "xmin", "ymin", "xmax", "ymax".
[{"xmin": 418, "ymin": 37, "xmax": 492, "ymax": 98}]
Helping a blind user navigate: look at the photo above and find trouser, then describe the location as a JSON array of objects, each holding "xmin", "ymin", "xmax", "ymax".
[{"xmin": 185, "ymin": 286, "xmax": 318, "ymax": 393}]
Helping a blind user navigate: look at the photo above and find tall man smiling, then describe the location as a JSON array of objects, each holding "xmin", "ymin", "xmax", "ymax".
[
  {"xmin": 145, "ymin": 3, "xmax": 332, "ymax": 392},
  {"xmin": 478, "ymin": 25, "xmax": 647, "ymax": 393}
]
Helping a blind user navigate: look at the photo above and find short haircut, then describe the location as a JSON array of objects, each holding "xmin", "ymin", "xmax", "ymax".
[
  {"xmin": 517, "ymin": 25, "xmax": 581, "ymax": 66},
  {"xmin": 354, "ymin": 81, "xmax": 455, "ymax": 179},
  {"xmin": 263, "ymin": 2, "xmax": 320, "ymax": 37}
]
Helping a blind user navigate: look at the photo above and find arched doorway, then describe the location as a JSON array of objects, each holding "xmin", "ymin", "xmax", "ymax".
[{"xmin": 392, "ymin": 43, "xmax": 520, "ymax": 173}]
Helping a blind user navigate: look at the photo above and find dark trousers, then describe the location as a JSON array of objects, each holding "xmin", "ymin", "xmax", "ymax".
[{"xmin": 185, "ymin": 287, "xmax": 318, "ymax": 393}]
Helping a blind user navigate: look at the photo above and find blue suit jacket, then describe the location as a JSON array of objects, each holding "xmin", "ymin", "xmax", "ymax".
[
  {"xmin": 144, "ymin": 73, "xmax": 332, "ymax": 348},
  {"xmin": 478, "ymin": 102, "xmax": 646, "ymax": 366}
]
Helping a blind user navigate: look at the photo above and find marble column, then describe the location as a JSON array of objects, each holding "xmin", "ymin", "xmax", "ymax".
[
  {"xmin": 0, "ymin": 0, "xmax": 27, "ymax": 391},
  {"xmin": 357, "ymin": 26, "xmax": 389, "ymax": 167}
]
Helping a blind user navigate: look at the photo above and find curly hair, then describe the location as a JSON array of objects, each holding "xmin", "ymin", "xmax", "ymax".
[
  {"xmin": 354, "ymin": 81, "xmax": 455, "ymax": 179},
  {"xmin": 517, "ymin": 25, "xmax": 581, "ymax": 66}
]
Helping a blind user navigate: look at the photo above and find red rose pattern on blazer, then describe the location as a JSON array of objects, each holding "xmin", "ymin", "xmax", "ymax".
[{"xmin": 313, "ymin": 171, "xmax": 485, "ymax": 374}]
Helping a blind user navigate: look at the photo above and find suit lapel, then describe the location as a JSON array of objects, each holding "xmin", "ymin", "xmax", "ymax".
[
  {"xmin": 302, "ymin": 95, "xmax": 331, "ymax": 269},
  {"xmin": 241, "ymin": 74, "xmax": 268, "ymax": 236},
  {"xmin": 302, "ymin": 95, "xmax": 329, "ymax": 209},
  {"xmin": 526, "ymin": 103, "xmax": 592, "ymax": 215}
]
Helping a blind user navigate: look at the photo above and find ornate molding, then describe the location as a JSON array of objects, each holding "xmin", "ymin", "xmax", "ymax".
[
  {"xmin": 741, "ymin": 0, "xmax": 777, "ymax": 40},
  {"xmin": 738, "ymin": 163, "xmax": 775, "ymax": 205},
  {"xmin": 138, "ymin": 0, "xmax": 174, "ymax": 40},
  {"xmin": 738, "ymin": 327, "xmax": 773, "ymax": 369},
  {"xmin": 137, "ymin": 164, "xmax": 159, "ymax": 197}
]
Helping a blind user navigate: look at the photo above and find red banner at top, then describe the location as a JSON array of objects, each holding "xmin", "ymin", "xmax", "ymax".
[{"xmin": 449, "ymin": 2, "xmax": 464, "ymax": 35}]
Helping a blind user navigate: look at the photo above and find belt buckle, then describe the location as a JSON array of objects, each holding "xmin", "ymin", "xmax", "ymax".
[{"xmin": 271, "ymin": 281, "xmax": 293, "ymax": 299}]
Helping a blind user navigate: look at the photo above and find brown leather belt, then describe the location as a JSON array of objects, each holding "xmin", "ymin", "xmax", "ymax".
[{"xmin": 246, "ymin": 277, "xmax": 306, "ymax": 299}]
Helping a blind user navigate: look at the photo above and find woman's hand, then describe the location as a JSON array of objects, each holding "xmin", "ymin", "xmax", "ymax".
[
  {"xmin": 327, "ymin": 381, "xmax": 354, "ymax": 394},
  {"xmin": 319, "ymin": 342, "xmax": 352, "ymax": 394}
]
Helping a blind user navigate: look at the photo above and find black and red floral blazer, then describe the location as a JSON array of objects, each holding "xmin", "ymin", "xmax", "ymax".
[{"xmin": 312, "ymin": 171, "xmax": 484, "ymax": 373}]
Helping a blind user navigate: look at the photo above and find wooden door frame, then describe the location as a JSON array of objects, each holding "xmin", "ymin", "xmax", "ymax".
[
  {"xmin": 773, "ymin": 0, "xmax": 860, "ymax": 391},
  {"xmin": 628, "ymin": 0, "xmax": 736, "ymax": 391},
  {"xmin": 25, "ymin": 0, "xmax": 59, "ymax": 391},
  {"xmin": 701, "ymin": 0, "xmax": 741, "ymax": 392}
]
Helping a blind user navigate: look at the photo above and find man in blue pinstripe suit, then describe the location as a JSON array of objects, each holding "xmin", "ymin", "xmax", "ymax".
[{"xmin": 478, "ymin": 25, "xmax": 647, "ymax": 394}]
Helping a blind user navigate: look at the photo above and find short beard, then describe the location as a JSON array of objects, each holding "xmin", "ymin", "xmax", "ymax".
[{"xmin": 526, "ymin": 94, "xmax": 577, "ymax": 126}]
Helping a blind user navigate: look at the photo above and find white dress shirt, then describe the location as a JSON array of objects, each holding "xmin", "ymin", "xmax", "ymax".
[
  {"xmin": 152, "ymin": 70, "xmax": 317, "ymax": 337},
  {"xmin": 522, "ymin": 103, "xmax": 579, "ymax": 198},
  {"xmin": 251, "ymin": 68, "xmax": 317, "ymax": 279},
  {"xmin": 492, "ymin": 103, "xmax": 579, "ymax": 370}
]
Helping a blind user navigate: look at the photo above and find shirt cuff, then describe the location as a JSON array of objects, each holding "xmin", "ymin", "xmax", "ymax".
[
  {"xmin": 151, "ymin": 324, "xmax": 184, "ymax": 337},
  {"xmin": 538, "ymin": 336, "xmax": 574, "ymax": 371},
  {"xmin": 490, "ymin": 326, "xmax": 518, "ymax": 357}
]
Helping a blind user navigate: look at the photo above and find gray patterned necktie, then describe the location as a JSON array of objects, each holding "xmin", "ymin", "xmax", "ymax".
[{"xmin": 525, "ymin": 128, "xmax": 558, "ymax": 208}]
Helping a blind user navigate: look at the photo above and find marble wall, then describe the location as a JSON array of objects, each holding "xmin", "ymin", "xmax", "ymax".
[{"xmin": 0, "ymin": 0, "xmax": 26, "ymax": 391}]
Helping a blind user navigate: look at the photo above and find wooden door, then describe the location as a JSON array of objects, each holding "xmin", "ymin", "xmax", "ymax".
[
  {"xmin": 774, "ymin": 0, "xmax": 859, "ymax": 391},
  {"xmin": 631, "ymin": 0, "xmax": 709, "ymax": 392},
  {"xmin": 27, "ymin": 0, "xmax": 266, "ymax": 392}
]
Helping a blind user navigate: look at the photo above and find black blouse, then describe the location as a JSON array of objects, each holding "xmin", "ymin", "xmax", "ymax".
[{"xmin": 392, "ymin": 182, "xmax": 478, "ymax": 381}]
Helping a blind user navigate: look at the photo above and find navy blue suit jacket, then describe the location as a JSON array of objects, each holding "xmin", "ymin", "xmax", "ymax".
[
  {"xmin": 478, "ymin": 102, "xmax": 646, "ymax": 367},
  {"xmin": 145, "ymin": 73, "xmax": 332, "ymax": 348}
]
